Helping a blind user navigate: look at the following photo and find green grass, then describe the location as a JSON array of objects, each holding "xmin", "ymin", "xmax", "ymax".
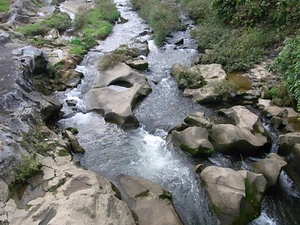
[
  {"xmin": 73, "ymin": 0, "xmax": 119, "ymax": 57},
  {"xmin": 131, "ymin": 0, "xmax": 180, "ymax": 46},
  {"xmin": 179, "ymin": 0, "xmax": 299, "ymax": 72},
  {"xmin": 17, "ymin": 13, "xmax": 72, "ymax": 36},
  {"xmin": 14, "ymin": 155, "xmax": 39, "ymax": 184},
  {"xmin": 0, "ymin": 0, "xmax": 9, "ymax": 12}
]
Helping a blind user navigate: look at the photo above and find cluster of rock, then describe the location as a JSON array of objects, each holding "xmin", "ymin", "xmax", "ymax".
[
  {"xmin": 168, "ymin": 102, "xmax": 289, "ymax": 224},
  {"xmin": 169, "ymin": 58, "xmax": 300, "ymax": 224},
  {"xmin": 169, "ymin": 105, "xmax": 271, "ymax": 156},
  {"xmin": 199, "ymin": 154, "xmax": 286, "ymax": 225},
  {"xmin": 0, "ymin": 32, "xmax": 180, "ymax": 225}
]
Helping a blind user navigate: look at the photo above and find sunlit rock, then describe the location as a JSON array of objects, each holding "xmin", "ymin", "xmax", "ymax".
[
  {"xmin": 200, "ymin": 166, "xmax": 267, "ymax": 225},
  {"xmin": 210, "ymin": 124, "xmax": 269, "ymax": 155},
  {"xmin": 253, "ymin": 153, "xmax": 287, "ymax": 187},
  {"xmin": 85, "ymin": 63, "xmax": 151, "ymax": 126},
  {"xmin": 117, "ymin": 175, "xmax": 183, "ymax": 225},
  {"xmin": 170, "ymin": 127, "xmax": 213, "ymax": 155}
]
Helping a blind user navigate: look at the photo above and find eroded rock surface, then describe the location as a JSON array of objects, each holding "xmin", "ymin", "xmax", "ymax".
[
  {"xmin": 253, "ymin": 153, "xmax": 287, "ymax": 187},
  {"xmin": 170, "ymin": 127, "xmax": 213, "ymax": 155},
  {"xmin": 5, "ymin": 155, "xmax": 136, "ymax": 225},
  {"xmin": 85, "ymin": 63, "xmax": 151, "ymax": 126},
  {"xmin": 200, "ymin": 166, "xmax": 267, "ymax": 225},
  {"xmin": 210, "ymin": 124, "xmax": 268, "ymax": 155},
  {"xmin": 117, "ymin": 175, "xmax": 183, "ymax": 225}
]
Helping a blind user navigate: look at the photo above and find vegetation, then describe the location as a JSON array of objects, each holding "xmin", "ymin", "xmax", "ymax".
[
  {"xmin": 130, "ymin": 0, "xmax": 180, "ymax": 46},
  {"xmin": 0, "ymin": 0, "xmax": 9, "ymax": 12},
  {"xmin": 178, "ymin": 0, "xmax": 300, "ymax": 110},
  {"xmin": 179, "ymin": 0, "xmax": 299, "ymax": 72},
  {"xmin": 14, "ymin": 155, "xmax": 39, "ymax": 184},
  {"xmin": 272, "ymin": 36, "xmax": 300, "ymax": 111},
  {"xmin": 209, "ymin": 79, "xmax": 238, "ymax": 96},
  {"xmin": 17, "ymin": 13, "xmax": 72, "ymax": 36},
  {"xmin": 72, "ymin": 0, "xmax": 120, "ymax": 57}
]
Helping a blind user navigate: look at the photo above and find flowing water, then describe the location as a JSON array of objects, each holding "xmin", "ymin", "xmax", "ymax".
[{"xmin": 57, "ymin": 0, "xmax": 300, "ymax": 224}]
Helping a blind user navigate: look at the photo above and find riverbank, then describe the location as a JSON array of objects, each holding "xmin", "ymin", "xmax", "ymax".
[{"xmin": 1, "ymin": 0, "xmax": 300, "ymax": 224}]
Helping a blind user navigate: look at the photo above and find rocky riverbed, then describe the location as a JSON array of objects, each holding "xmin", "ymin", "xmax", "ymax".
[{"xmin": 1, "ymin": 0, "xmax": 300, "ymax": 224}]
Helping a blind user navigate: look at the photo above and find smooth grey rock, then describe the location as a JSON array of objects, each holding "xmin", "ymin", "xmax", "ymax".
[
  {"xmin": 184, "ymin": 112, "xmax": 211, "ymax": 128},
  {"xmin": 117, "ymin": 175, "xmax": 183, "ymax": 225},
  {"xmin": 253, "ymin": 153, "xmax": 287, "ymax": 187},
  {"xmin": 170, "ymin": 127, "xmax": 213, "ymax": 155},
  {"xmin": 184, "ymin": 86, "xmax": 222, "ymax": 104},
  {"xmin": 210, "ymin": 124, "xmax": 268, "ymax": 155},
  {"xmin": 126, "ymin": 59, "xmax": 149, "ymax": 71},
  {"xmin": 200, "ymin": 166, "xmax": 267, "ymax": 225},
  {"xmin": 279, "ymin": 132, "xmax": 300, "ymax": 155}
]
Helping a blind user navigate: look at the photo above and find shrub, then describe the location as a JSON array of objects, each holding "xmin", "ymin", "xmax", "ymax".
[
  {"xmin": 272, "ymin": 36, "xmax": 300, "ymax": 111},
  {"xmin": 194, "ymin": 26, "xmax": 274, "ymax": 72},
  {"xmin": 212, "ymin": 0, "xmax": 300, "ymax": 28},
  {"xmin": 208, "ymin": 79, "xmax": 238, "ymax": 96},
  {"xmin": 14, "ymin": 155, "xmax": 39, "ymax": 184},
  {"xmin": 0, "ymin": 0, "xmax": 9, "ymax": 12},
  {"xmin": 130, "ymin": 0, "xmax": 180, "ymax": 46},
  {"xmin": 179, "ymin": 0, "xmax": 212, "ymax": 21}
]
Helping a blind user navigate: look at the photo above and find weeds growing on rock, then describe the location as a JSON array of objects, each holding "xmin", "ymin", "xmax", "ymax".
[
  {"xmin": 17, "ymin": 13, "xmax": 72, "ymax": 36},
  {"xmin": 13, "ymin": 155, "xmax": 39, "ymax": 184},
  {"xmin": 98, "ymin": 45, "xmax": 140, "ymax": 70}
]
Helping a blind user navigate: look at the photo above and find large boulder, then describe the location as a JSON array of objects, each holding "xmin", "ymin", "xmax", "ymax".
[
  {"xmin": 184, "ymin": 112, "xmax": 211, "ymax": 128},
  {"xmin": 84, "ymin": 84, "xmax": 148, "ymax": 126},
  {"xmin": 85, "ymin": 63, "xmax": 151, "ymax": 126},
  {"xmin": 12, "ymin": 46, "xmax": 50, "ymax": 79},
  {"xmin": 172, "ymin": 63, "xmax": 227, "ymax": 102},
  {"xmin": 93, "ymin": 63, "xmax": 150, "ymax": 92},
  {"xmin": 170, "ymin": 127, "xmax": 214, "ymax": 155},
  {"xmin": 258, "ymin": 99, "xmax": 298, "ymax": 118},
  {"xmin": 183, "ymin": 86, "xmax": 222, "ymax": 104},
  {"xmin": 218, "ymin": 105, "xmax": 264, "ymax": 132},
  {"xmin": 210, "ymin": 124, "xmax": 269, "ymax": 155},
  {"xmin": 125, "ymin": 58, "xmax": 149, "ymax": 71},
  {"xmin": 117, "ymin": 175, "xmax": 183, "ymax": 225},
  {"xmin": 200, "ymin": 166, "xmax": 267, "ymax": 225},
  {"xmin": 4, "ymin": 155, "xmax": 136, "ymax": 225},
  {"xmin": 196, "ymin": 64, "xmax": 227, "ymax": 83},
  {"xmin": 279, "ymin": 132, "xmax": 300, "ymax": 155},
  {"xmin": 253, "ymin": 153, "xmax": 287, "ymax": 188},
  {"xmin": 285, "ymin": 144, "xmax": 300, "ymax": 190}
]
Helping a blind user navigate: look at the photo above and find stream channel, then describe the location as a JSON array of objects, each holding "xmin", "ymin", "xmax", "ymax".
[{"xmin": 56, "ymin": 0, "xmax": 300, "ymax": 224}]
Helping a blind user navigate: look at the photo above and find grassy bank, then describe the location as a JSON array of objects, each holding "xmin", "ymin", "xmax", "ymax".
[
  {"xmin": 0, "ymin": 0, "xmax": 9, "ymax": 12},
  {"xmin": 180, "ymin": 0, "xmax": 300, "ymax": 72},
  {"xmin": 130, "ymin": 0, "xmax": 180, "ymax": 46},
  {"xmin": 71, "ymin": 0, "xmax": 119, "ymax": 56},
  {"xmin": 17, "ymin": 13, "xmax": 72, "ymax": 36},
  {"xmin": 179, "ymin": 0, "xmax": 300, "ymax": 110},
  {"xmin": 17, "ymin": 0, "xmax": 119, "ymax": 58}
]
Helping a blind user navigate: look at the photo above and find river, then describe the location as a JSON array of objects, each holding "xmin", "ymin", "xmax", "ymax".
[{"xmin": 56, "ymin": 0, "xmax": 300, "ymax": 224}]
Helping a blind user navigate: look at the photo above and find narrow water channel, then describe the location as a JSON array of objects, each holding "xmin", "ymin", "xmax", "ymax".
[{"xmin": 56, "ymin": 0, "xmax": 300, "ymax": 224}]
